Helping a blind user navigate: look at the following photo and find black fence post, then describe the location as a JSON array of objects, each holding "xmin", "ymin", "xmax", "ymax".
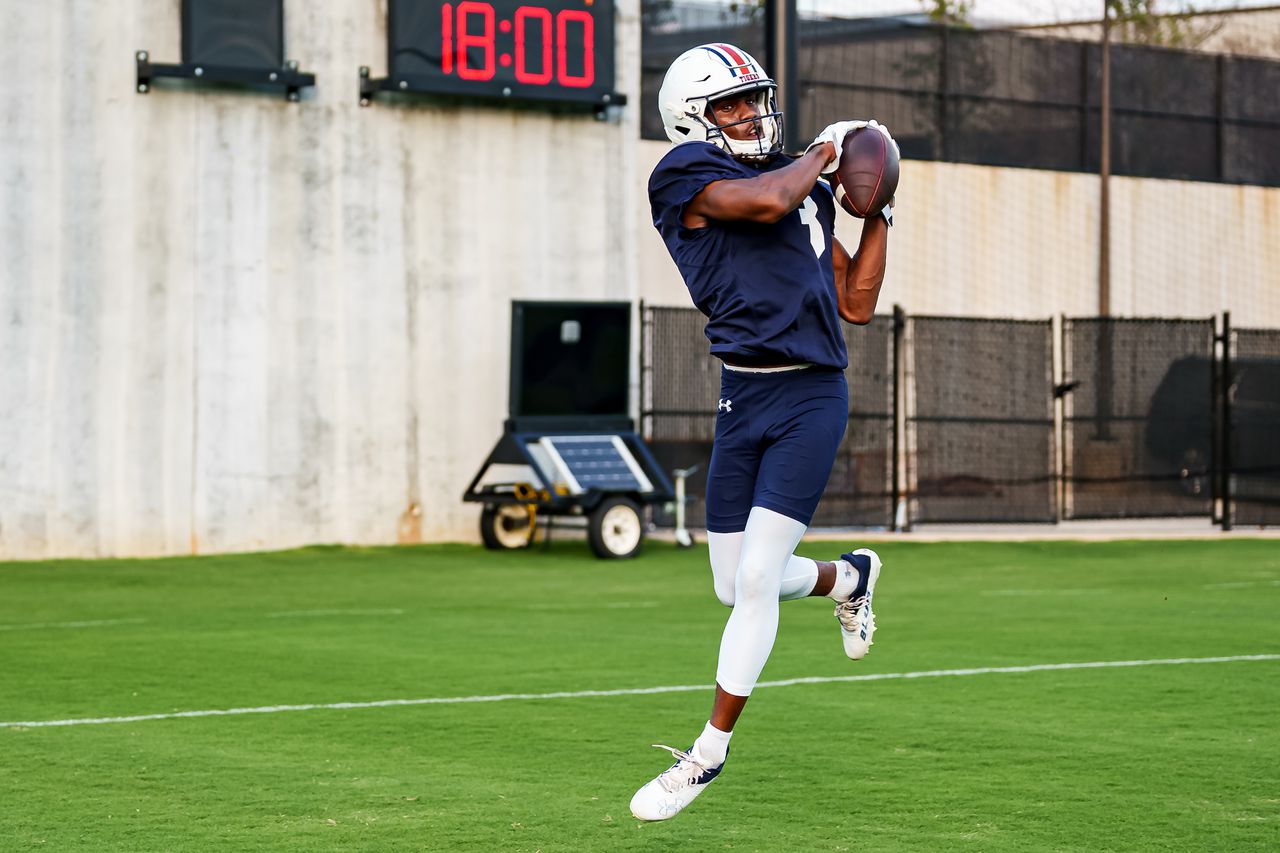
[
  {"xmin": 892, "ymin": 304, "xmax": 907, "ymax": 531},
  {"xmin": 1220, "ymin": 311, "xmax": 1233, "ymax": 531},
  {"xmin": 638, "ymin": 299, "xmax": 648, "ymax": 440},
  {"xmin": 1211, "ymin": 313, "xmax": 1223, "ymax": 524},
  {"xmin": 1054, "ymin": 314, "xmax": 1066, "ymax": 523},
  {"xmin": 765, "ymin": 0, "xmax": 800, "ymax": 150}
]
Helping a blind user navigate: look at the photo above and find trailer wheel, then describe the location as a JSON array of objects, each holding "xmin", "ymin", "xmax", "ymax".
[
  {"xmin": 588, "ymin": 496, "xmax": 643, "ymax": 559},
  {"xmin": 480, "ymin": 503, "xmax": 535, "ymax": 550}
]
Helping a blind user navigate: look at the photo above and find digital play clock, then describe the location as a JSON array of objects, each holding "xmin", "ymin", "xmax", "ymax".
[{"xmin": 360, "ymin": 0, "xmax": 625, "ymax": 110}]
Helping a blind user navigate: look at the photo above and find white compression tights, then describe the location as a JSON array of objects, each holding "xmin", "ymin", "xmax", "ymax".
[{"xmin": 707, "ymin": 506, "xmax": 818, "ymax": 697}]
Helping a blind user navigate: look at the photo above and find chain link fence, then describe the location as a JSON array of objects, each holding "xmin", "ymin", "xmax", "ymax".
[
  {"xmin": 640, "ymin": 306, "xmax": 895, "ymax": 530},
  {"xmin": 818, "ymin": 314, "xmax": 896, "ymax": 528},
  {"xmin": 642, "ymin": 5, "xmax": 1280, "ymax": 186},
  {"xmin": 907, "ymin": 316, "xmax": 1056, "ymax": 523},
  {"xmin": 1228, "ymin": 326, "xmax": 1280, "ymax": 526},
  {"xmin": 1062, "ymin": 318, "xmax": 1216, "ymax": 519},
  {"xmin": 641, "ymin": 305, "xmax": 720, "ymax": 529},
  {"xmin": 643, "ymin": 307, "xmax": 1276, "ymax": 531}
]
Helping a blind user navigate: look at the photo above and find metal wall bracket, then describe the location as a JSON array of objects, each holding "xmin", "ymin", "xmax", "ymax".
[{"xmin": 136, "ymin": 50, "xmax": 315, "ymax": 101}]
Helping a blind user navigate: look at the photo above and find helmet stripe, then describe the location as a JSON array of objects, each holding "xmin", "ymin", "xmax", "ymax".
[
  {"xmin": 701, "ymin": 45, "xmax": 739, "ymax": 76},
  {"xmin": 715, "ymin": 43, "xmax": 749, "ymax": 68}
]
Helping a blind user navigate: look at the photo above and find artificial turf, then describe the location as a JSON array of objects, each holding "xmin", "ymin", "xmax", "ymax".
[{"xmin": 1, "ymin": 539, "xmax": 1277, "ymax": 851}]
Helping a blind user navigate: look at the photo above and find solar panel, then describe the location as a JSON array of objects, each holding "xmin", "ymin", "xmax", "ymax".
[{"xmin": 535, "ymin": 435, "xmax": 655, "ymax": 495}]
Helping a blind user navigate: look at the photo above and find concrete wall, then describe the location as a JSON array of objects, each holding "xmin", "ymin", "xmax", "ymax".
[
  {"xmin": 639, "ymin": 140, "xmax": 1280, "ymax": 323},
  {"xmin": 0, "ymin": 0, "xmax": 641, "ymax": 559},
  {"xmin": 3, "ymin": 2, "xmax": 1277, "ymax": 559}
]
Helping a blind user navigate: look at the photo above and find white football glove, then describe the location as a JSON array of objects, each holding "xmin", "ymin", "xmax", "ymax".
[
  {"xmin": 867, "ymin": 121, "xmax": 898, "ymax": 225},
  {"xmin": 805, "ymin": 120, "xmax": 868, "ymax": 175},
  {"xmin": 867, "ymin": 119, "xmax": 900, "ymax": 159}
]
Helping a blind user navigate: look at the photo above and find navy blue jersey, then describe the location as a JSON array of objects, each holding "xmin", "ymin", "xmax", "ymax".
[{"xmin": 649, "ymin": 142, "xmax": 847, "ymax": 370}]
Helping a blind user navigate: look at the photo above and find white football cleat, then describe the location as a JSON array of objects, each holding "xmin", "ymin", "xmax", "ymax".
[
  {"xmin": 834, "ymin": 548, "xmax": 882, "ymax": 660},
  {"xmin": 629, "ymin": 743, "xmax": 726, "ymax": 821}
]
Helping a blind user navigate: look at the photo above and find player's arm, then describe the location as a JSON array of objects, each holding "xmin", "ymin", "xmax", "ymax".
[
  {"xmin": 832, "ymin": 219, "xmax": 888, "ymax": 325},
  {"xmin": 681, "ymin": 145, "xmax": 834, "ymax": 228}
]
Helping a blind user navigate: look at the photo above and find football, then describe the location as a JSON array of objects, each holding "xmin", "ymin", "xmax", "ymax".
[{"xmin": 834, "ymin": 126, "xmax": 900, "ymax": 218}]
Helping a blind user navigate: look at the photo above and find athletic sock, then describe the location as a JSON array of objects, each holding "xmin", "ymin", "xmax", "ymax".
[
  {"xmin": 828, "ymin": 557, "xmax": 860, "ymax": 601},
  {"xmin": 691, "ymin": 721, "xmax": 732, "ymax": 768}
]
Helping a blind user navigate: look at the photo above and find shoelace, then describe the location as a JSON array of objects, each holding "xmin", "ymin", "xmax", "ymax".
[
  {"xmin": 835, "ymin": 595, "xmax": 871, "ymax": 631},
  {"xmin": 650, "ymin": 744, "xmax": 711, "ymax": 793}
]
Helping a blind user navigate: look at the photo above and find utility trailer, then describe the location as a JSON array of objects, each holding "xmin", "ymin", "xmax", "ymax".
[
  {"xmin": 463, "ymin": 427, "xmax": 674, "ymax": 559},
  {"xmin": 463, "ymin": 300, "xmax": 674, "ymax": 558}
]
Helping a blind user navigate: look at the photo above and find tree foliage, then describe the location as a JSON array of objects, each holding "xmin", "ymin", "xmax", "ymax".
[
  {"xmin": 1106, "ymin": 1, "xmax": 1224, "ymax": 50},
  {"xmin": 921, "ymin": 0, "xmax": 974, "ymax": 28}
]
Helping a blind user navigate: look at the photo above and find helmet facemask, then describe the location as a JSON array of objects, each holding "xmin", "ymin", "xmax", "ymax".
[{"xmin": 701, "ymin": 86, "xmax": 785, "ymax": 162}]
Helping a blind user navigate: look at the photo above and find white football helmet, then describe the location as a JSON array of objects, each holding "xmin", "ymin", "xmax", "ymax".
[{"xmin": 657, "ymin": 43, "xmax": 783, "ymax": 161}]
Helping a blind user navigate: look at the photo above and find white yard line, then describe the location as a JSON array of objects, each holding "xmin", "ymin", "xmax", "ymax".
[
  {"xmin": 2, "ymin": 654, "xmax": 1277, "ymax": 730},
  {"xmin": 986, "ymin": 579, "xmax": 1280, "ymax": 594},
  {"xmin": 0, "ymin": 618, "xmax": 147, "ymax": 632}
]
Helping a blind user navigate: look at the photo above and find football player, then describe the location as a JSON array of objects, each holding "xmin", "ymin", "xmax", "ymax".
[{"xmin": 630, "ymin": 43, "xmax": 895, "ymax": 822}]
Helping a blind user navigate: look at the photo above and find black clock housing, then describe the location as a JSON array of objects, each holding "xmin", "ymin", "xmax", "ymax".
[{"xmin": 363, "ymin": 0, "xmax": 624, "ymax": 110}]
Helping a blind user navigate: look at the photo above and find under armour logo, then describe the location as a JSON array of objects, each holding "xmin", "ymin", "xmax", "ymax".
[{"xmin": 717, "ymin": 398, "xmax": 732, "ymax": 413}]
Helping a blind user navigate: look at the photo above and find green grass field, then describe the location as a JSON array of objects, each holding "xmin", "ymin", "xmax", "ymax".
[{"xmin": 2, "ymin": 539, "xmax": 1278, "ymax": 851}]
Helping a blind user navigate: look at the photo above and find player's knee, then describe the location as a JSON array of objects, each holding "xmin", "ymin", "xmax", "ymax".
[
  {"xmin": 708, "ymin": 541, "xmax": 741, "ymax": 607},
  {"xmin": 712, "ymin": 577, "xmax": 736, "ymax": 608},
  {"xmin": 734, "ymin": 564, "xmax": 778, "ymax": 606}
]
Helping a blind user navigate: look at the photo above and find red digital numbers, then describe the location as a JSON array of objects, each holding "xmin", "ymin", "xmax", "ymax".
[
  {"xmin": 513, "ymin": 6, "xmax": 552, "ymax": 85},
  {"xmin": 441, "ymin": 3, "xmax": 453, "ymax": 74},
  {"xmin": 556, "ymin": 9, "xmax": 594, "ymax": 88},
  {"xmin": 456, "ymin": 1, "xmax": 495, "ymax": 81},
  {"xmin": 439, "ymin": 2, "xmax": 595, "ymax": 88}
]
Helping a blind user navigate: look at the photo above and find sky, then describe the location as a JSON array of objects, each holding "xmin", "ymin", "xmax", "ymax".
[{"xmin": 779, "ymin": 0, "xmax": 1279, "ymax": 26}]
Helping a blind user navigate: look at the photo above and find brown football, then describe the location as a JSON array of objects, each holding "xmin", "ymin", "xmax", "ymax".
[{"xmin": 834, "ymin": 126, "xmax": 899, "ymax": 218}]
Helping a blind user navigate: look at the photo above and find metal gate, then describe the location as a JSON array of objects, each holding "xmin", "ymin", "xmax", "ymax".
[
  {"xmin": 640, "ymin": 306, "xmax": 720, "ymax": 529},
  {"xmin": 906, "ymin": 316, "xmax": 1056, "ymax": 523},
  {"xmin": 641, "ymin": 306, "xmax": 1275, "ymax": 531},
  {"xmin": 1227, "ymin": 324, "xmax": 1280, "ymax": 527},
  {"xmin": 813, "ymin": 314, "xmax": 896, "ymax": 529},
  {"xmin": 1062, "ymin": 318, "xmax": 1215, "ymax": 519}
]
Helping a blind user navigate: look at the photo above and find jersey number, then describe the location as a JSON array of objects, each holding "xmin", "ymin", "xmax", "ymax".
[{"xmin": 798, "ymin": 197, "xmax": 824, "ymax": 258}]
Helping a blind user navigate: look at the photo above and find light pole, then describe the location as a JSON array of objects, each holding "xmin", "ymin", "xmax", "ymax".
[
  {"xmin": 1095, "ymin": 0, "xmax": 1115, "ymax": 440},
  {"xmin": 765, "ymin": 0, "xmax": 800, "ymax": 152},
  {"xmin": 1100, "ymin": 0, "xmax": 1112, "ymax": 318}
]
